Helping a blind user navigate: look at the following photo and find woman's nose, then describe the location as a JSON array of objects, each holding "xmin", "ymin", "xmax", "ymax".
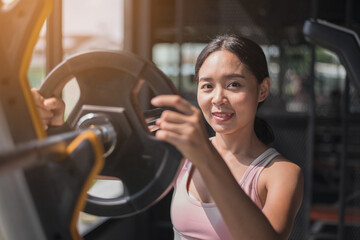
[{"xmin": 211, "ymin": 87, "xmax": 227, "ymax": 105}]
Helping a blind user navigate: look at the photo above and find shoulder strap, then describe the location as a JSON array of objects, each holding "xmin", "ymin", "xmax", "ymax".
[{"xmin": 240, "ymin": 148, "xmax": 280, "ymax": 185}]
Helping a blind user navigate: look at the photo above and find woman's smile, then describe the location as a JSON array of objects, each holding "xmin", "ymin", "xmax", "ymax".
[{"xmin": 212, "ymin": 112, "xmax": 234, "ymax": 122}]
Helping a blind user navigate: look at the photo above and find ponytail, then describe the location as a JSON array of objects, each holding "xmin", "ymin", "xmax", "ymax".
[{"xmin": 254, "ymin": 117, "xmax": 274, "ymax": 145}]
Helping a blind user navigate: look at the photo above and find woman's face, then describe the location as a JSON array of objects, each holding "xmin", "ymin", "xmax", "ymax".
[{"xmin": 197, "ymin": 50, "xmax": 267, "ymax": 135}]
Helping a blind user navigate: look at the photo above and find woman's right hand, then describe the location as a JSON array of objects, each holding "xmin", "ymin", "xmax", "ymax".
[{"xmin": 31, "ymin": 88, "xmax": 65, "ymax": 130}]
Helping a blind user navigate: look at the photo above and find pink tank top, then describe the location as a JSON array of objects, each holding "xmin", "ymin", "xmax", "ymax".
[{"xmin": 171, "ymin": 148, "xmax": 280, "ymax": 240}]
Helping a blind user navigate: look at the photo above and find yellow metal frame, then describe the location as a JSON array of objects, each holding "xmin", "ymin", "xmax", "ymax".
[
  {"xmin": 66, "ymin": 131, "xmax": 104, "ymax": 240},
  {"xmin": 19, "ymin": 0, "xmax": 53, "ymax": 139},
  {"xmin": 1, "ymin": 1, "xmax": 105, "ymax": 238}
]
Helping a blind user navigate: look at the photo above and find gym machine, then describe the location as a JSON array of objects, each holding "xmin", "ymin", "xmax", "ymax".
[
  {"xmin": 303, "ymin": 19, "xmax": 360, "ymax": 239},
  {"xmin": 0, "ymin": 0, "xmax": 183, "ymax": 239},
  {"xmin": 303, "ymin": 19, "xmax": 360, "ymax": 91}
]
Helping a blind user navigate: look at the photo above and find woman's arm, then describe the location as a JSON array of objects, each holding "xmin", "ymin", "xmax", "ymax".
[
  {"xmin": 151, "ymin": 94, "xmax": 304, "ymax": 240},
  {"xmin": 260, "ymin": 158, "xmax": 304, "ymax": 238},
  {"xmin": 198, "ymin": 151, "xmax": 303, "ymax": 240}
]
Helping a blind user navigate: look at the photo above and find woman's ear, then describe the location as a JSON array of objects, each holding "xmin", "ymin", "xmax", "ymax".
[{"xmin": 258, "ymin": 77, "xmax": 270, "ymax": 102}]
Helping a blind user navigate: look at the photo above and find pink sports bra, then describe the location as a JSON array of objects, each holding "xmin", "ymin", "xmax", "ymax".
[{"xmin": 171, "ymin": 147, "xmax": 280, "ymax": 240}]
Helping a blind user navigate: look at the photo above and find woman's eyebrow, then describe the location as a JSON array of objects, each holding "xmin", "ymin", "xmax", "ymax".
[
  {"xmin": 225, "ymin": 73, "xmax": 246, "ymax": 79},
  {"xmin": 199, "ymin": 73, "xmax": 246, "ymax": 82},
  {"xmin": 198, "ymin": 77, "xmax": 213, "ymax": 82}
]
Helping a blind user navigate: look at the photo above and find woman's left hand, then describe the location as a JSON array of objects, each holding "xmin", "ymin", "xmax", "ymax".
[{"xmin": 151, "ymin": 95, "xmax": 212, "ymax": 164}]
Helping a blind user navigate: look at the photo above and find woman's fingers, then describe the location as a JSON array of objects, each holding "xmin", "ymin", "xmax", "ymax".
[
  {"xmin": 36, "ymin": 106, "xmax": 54, "ymax": 119},
  {"xmin": 158, "ymin": 109, "xmax": 188, "ymax": 124},
  {"xmin": 155, "ymin": 129, "xmax": 188, "ymax": 148},
  {"xmin": 151, "ymin": 95, "xmax": 194, "ymax": 115},
  {"xmin": 150, "ymin": 94, "xmax": 212, "ymax": 162},
  {"xmin": 31, "ymin": 88, "xmax": 45, "ymax": 108},
  {"xmin": 43, "ymin": 97, "xmax": 62, "ymax": 110},
  {"xmin": 156, "ymin": 118, "xmax": 188, "ymax": 135},
  {"xmin": 36, "ymin": 107, "xmax": 53, "ymax": 130},
  {"xmin": 44, "ymin": 98, "xmax": 65, "ymax": 126},
  {"xmin": 151, "ymin": 94, "xmax": 206, "ymax": 141},
  {"xmin": 152, "ymin": 96, "xmax": 200, "ymax": 135},
  {"xmin": 30, "ymin": 88, "xmax": 65, "ymax": 128}
]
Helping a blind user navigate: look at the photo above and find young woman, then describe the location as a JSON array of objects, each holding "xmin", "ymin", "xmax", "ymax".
[
  {"xmin": 151, "ymin": 35, "xmax": 303, "ymax": 240},
  {"xmin": 32, "ymin": 34, "xmax": 303, "ymax": 240}
]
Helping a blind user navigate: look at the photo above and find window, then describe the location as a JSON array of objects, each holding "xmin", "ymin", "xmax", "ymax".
[
  {"xmin": 28, "ymin": 24, "xmax": 47, "ymax": 88},
  {"xmin": 63, "ymin": 0, "xmax": 124, "ymax": 56},
  {"xmin": 62, "ymin": 0, "xmax": 124, "ymax": 119},
  {"xmin": 152, "ymin": 43, "xmax": 206, "ymax": 104}
]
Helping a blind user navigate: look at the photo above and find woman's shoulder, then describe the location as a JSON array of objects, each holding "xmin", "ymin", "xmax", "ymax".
[
  {"xmin": 263, "ymin": 152, "xmax": 303, "ymax": 186},
  {"xmin": 258, "ymin": 153, "xmax": 304, "ymax": 212}
]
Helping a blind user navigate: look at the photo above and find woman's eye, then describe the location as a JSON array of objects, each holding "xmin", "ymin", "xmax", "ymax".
[
  {"xmin": 228, "ymin": 82, "xmax": 241, "ymax": 88},
  {"xmin": 201, "ymin": 84, "xmax": 212, "ymax": 89}
]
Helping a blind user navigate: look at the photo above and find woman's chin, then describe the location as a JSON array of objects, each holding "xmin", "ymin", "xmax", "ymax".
[{"xmin": 211, "ymin": 125, "xmax": 234, "ymax": 135}]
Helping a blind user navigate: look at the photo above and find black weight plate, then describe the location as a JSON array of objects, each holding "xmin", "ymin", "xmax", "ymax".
[{"xmin": 40, "ymin": 50, "xmax": 183, "ymax": 217}]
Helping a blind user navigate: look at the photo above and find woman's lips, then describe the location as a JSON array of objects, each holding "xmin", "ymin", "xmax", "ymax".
[{"xmin": 212, "ymin": 112, "xmax": 234, "ymax": 122}]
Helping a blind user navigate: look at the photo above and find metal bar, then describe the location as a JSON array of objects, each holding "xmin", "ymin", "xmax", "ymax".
[
  {"xmin": 278, "ymin": 43, "xmax": 285, "ymax": 98},
  {"xmin": 123, "ymin": 0, "xmax": 134, "ymax": 52},
  {"xmin": 143, "ymin": 107, "xmax": 178, "ymax": 118},
  {"xmin": 306, "ymin": 2, "xmax": 318, "ymax": 239},
  {"xmin": 338, "ymin": 77, "xmax": 350, "ymax": 240},
  {"xmin": 0, "ymin": 119, "xmax": 119, "ymax": 174},
  {"xmin": 175, "ymin": 0, "xmax": 183, "ymax": 93},
  {"xmin": 136, "ymin": 0, "xmax": 152, "ymax": 60},
  {"xmin": 345, "ymin": 0, "xmax": 354, "ymax": 29},
  {"xmin": 310, "ymin": 0, "xmax": 319, "ymax": 19},
  {"xmin": 305, "ymin": 44, "xmax": 316, "ymax": 239},
  {"xmin": 337, "ymin": 1, "xmax": 353, "ymax": 239},
  {"xmin": 46, "ymin": 0, "xmax": 63, "ymax": 74},
  {"xmin": 0, "ymin": 130, "xmax": 81, "ymax": 173},
  {"xmin": 124, "ymin": 0, "xmax": 152, "ymax": 60}
]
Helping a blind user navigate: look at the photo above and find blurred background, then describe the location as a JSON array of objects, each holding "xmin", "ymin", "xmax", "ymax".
[{"xmin": 12, "ymin": 0, "xmax": 360, "ymax": 239}]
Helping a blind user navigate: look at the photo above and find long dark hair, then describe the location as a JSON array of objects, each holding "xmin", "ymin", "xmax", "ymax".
[{"xmin": 195, "ymin": 34, "xmax": 274, "ymax": 145}]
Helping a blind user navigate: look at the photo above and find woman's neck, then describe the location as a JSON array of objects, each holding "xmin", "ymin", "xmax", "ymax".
[{"xmin": 213, "ymin": 128, "xmax": 267, "ymax": 162}]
